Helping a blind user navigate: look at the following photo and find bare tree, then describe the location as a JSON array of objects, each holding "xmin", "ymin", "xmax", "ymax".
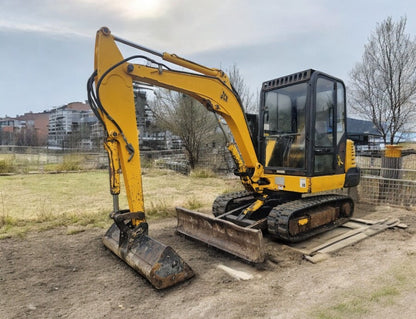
[
  {"xmin": 150, "ymin": 65, "xmax": 256, "ymax": 169},
  {"xmin": 349, "ymin": 16, "xmax": 416, "ymax": 144},
  {"xmin": 151, "ymin": 90, "xmax": 218, "ymax": 169},
  {"xmin": 227, "ymin": 64, "xmax": 257, "ymax": 113}
]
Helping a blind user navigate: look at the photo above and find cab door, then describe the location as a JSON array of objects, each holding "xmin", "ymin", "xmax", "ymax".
[{"xmin": 313, "ymin": 76, "xmax": 346, "ymax": 175}]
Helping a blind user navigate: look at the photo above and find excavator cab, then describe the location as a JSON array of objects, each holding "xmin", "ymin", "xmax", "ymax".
[
  {"xmin": 259, "ymin": 70, "xmax": 359, "ymax": 191},
  {"xmin": 261, "ymin": 70, "xmax": 345, "ymax": 176}
]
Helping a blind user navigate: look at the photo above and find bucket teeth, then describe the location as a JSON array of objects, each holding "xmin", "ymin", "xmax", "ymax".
[{"xmin": 103, "ymin": 223, "xmax": 194, "ymax": 289}]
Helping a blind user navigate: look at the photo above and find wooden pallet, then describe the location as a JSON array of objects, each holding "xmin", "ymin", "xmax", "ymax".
[{"xmin": 287, "ymin": 218, "xmax": 407, "ymax": 263}]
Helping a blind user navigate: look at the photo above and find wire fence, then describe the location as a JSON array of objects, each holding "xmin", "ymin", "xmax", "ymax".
[
  {"xmin": 358, "ymin": 167, "xmax": 416, "ymax": 207},
  {"xmin": 356, "ymin": 153, "xmax": 416, "ymax": 170},
  {"xmin": 1, "ymin": 146, "xmax": 415, "ymax": 208}
]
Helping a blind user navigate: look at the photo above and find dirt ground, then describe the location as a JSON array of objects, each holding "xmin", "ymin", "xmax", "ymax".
[{"xmin": 1, "ymin": 203, "xmax": 416, "ymax": 319}]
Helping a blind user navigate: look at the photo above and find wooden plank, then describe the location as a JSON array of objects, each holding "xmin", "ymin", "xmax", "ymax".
[
  {"xmin": 397, "ymin": 223, "xmax": 408, "ymax": 229},
  {"xmin": 287, "ymin": 218, "xmax": 402, "ymax": 263},
  {"xmin": 288, "ymin": 224, "xmax": 361, "ymax": 253},
  {"xmin": 307, "ymin": 218, "xmax": 401, "ymax": 258},
  {"xmin": 350, "ymin": 217, "xmax": 387, "ymax": 225},
  {"xmin": 318, "ymin": 233, "xmax": 369, "ymax": 254},
  {"xmin": 342, "ymin": 221, "xmax": 366, "ymax": 229},
  {"xmin": 304, "ymin": 253, "xmax": 330, "ymax": 264},
  {"xmin": 299, "ymin": 227, "xmax": 369, "ymax": 255}
]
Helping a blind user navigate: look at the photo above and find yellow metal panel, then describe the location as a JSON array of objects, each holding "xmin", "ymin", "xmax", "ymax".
[
  {"xmin": 345, "ymin": 139, "xmax": 357, "ymax": 171},
  {"xmin": 263, "ymin": 174, "xmax": 311, "ymax": 193},
  {"xmin": 94, "ymin": 30, "xmax": 145, "ymax": 217},
  {"xmin": 265, "ymin": 139, "xmax": 276, "ymax": 166},
  {"xmin": 262, "ymin": 173, "xmax": 345, "ymax": 194},
  {"xmin": 385, "ymin": 145, "xmax": 402, "ymax": 158},
  {"xmin": 310, "ymin": 174, "xmax": 346, "ymax": 193}
]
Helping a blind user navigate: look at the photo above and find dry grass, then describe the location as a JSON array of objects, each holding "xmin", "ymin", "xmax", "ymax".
[{"xmin": 0, "ymin": 169, "xmax": 242, "ymax": 238}]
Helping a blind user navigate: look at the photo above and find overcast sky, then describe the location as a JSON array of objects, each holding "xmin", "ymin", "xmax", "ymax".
[{"xmin": 1, "ymin": 0, "xmax": 415, "ymax": 117}]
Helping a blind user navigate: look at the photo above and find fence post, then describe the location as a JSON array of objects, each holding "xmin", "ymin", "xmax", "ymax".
[
  {"xmin": 382, "ymin": 145, "xmax": 402, "ymax": 178},
  {"xmin": 379, "ymin": 145, "xmax": 402, "ymax": 202}
]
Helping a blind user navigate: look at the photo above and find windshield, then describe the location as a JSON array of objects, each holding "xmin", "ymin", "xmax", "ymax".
[{"xmin": 263, "ymin": 82, "xmax": 307, "ymax": 169}]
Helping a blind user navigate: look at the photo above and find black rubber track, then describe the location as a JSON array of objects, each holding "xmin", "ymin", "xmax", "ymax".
[
  {"xmin": 212, "ymin": 191, "xmax": 256, "ymax": 217},
  {"xmin": 267, "ymin": 194, "xmax": 354, "ymax": 243}
]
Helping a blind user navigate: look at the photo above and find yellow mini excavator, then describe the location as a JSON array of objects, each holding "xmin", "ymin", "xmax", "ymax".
[{"xmin": 88, "ymin": 27, "xmax": 360, "ymax": 289}]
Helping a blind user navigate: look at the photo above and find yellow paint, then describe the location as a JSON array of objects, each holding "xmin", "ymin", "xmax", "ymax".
[
  {"xmin": 298, "ymin": 218, "xmax": 309, "ymax": 226},
  {"xmin": 94, "ymin": 29, "xmax": 145, "ymax": 224},
  {"xmin": 337, "ymin": 154, "xmax": 344, "ymax": 167},
  {"xmin": 93, "ymin": 28, "xmax": 259, "ymax": 223},
  {"xmin": 310, "ymin": 174, "xmax": 346, "ymax": 193},
  {"xmin": 262, "ymin": 174, "xmax": 310, "ymax": 193},
  {"xmin": 265, "ymin": 139, "xmax": 276, "ymax": 166},
  {"xmin": 93, "ymin": 28, "xmax": 355, "ymax": 223},
  {"xmin": 242, "ymin": 194, "xmax": 268, "ymax": 216},
  {"xmin": 385, "ymin": 145, "xmax": 402, "ymax": 158},
  {"xmin": 345, "ymin": 139, "xmax": 357, "ymax": 171}
]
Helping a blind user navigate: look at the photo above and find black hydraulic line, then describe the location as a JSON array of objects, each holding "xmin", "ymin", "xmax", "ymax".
[
  {"xmin": 91, "ymin": 49, "xmax": 249, "ymax": 163},
  {"xmin": 92, "ymin": 55, "xmax": 171, "ymax": 161},
  {"xmin": 87, "ymin": 70, "xmax": 108, "ymax": 132}
]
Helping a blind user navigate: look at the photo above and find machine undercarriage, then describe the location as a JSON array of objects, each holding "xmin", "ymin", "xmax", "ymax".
[{"xmin": 176, "ymin": 191, "xmax": 354, "ymax": 264}]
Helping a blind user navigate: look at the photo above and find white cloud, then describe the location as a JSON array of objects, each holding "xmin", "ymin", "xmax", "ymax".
[
  {"xmin": 0, "ymin": 20, "xmax": 89, "ymax": 38},
  {"xmin": 0, "ymin": 0, "xmax": 339, "ymax": 54},
  {"xmin": 1, "ymin": 0, "xmax": 415, "ymax": 115}
]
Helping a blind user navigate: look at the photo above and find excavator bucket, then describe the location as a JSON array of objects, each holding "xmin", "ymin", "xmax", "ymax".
[
  {"xmin": 176, "ymin": 207, "xmax": 265, "ymax": 263},
  {"xmin": 103, "ymin": 223, "xmax": 194, "ymax": 289}
]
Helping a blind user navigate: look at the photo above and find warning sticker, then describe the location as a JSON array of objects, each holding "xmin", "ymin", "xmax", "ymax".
[{"xmin": 300, "ymin": 178, "xmax": 306, "ymax": 188}]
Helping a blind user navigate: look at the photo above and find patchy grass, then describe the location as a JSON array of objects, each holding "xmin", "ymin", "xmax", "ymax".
[
  {"xmin": 310, "ymin": 260, "xmax": 416, "ymax": 319},
  {"xmin": 185, "ymin": 196, "xmax": 204, "ymax": 210},
  {"xmin": 45, "ymin": 154, "xmax": 82, "ymax": 172},
  {"xmin": 0, "ymin": 152, "xmax": 108, "ymax": 174},
  {"xmin": 190, "ymin": 168, "xmax": 217, "ymax": 178},
  {"xmin": 0, "ymin": 169, "xmax": 242, "ymax": 238},
  {"xmin": 0, "ymin": 158, "xmax": 17, "ymax": 174}
]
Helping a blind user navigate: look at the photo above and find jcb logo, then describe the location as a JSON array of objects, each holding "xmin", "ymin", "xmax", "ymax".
[{"xmin": 220, "ymin": 91, "xmax": 228, "ymax": 102}]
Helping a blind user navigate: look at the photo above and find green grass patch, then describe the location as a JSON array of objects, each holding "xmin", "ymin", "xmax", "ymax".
[
  {"xmin": 57, "ymin": 154, "xmax": 82, "ymax": 171},
  {"xmin": 369, "ymin": 286, "xmax": 400, "ymax": 302},
  {"xmin": 146, "ymin": 199, "xmax": 175, "ymax": 218},
  {"xmin": 190, "ymin": 168, "xmax": 217, "ymax": 178},
  {"xmin": 0, "ymin": 209, "xmax": 111, "ymax": 239},
  {"xmin": 0, "ymin": 159, "xmax": 16, "ymax": 174},
  {"xmin": 43, "ymin": 154, "xmax": 82, "ymax": 172},
  {"xmin": 185, "ymin": 196, "xmax": 203, "ymax": 210},
  {"xmin": 310, "ymin": 260, "xmax": 416, "ymax": 319},
  {"xmin": 314, "ymin": 299, "xmax": 368, "ymax": 319}
]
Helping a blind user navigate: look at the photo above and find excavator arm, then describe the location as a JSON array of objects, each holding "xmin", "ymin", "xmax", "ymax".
[
  {"xmin": 92, "ymin": 27, "xmax": 265, "ymax": 193},
  {"xmin": 88, "ymin": 27, "xmax": 266, "ymax": 289}
]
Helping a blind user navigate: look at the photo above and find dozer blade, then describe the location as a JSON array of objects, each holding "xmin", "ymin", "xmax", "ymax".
[
  {"xmin": 103, "ymin": 223, "xmax": 194, "ymax": 289},
  {"xmin": 176, "ymin": 207, "xmax": 265, "ymax": 263}
]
